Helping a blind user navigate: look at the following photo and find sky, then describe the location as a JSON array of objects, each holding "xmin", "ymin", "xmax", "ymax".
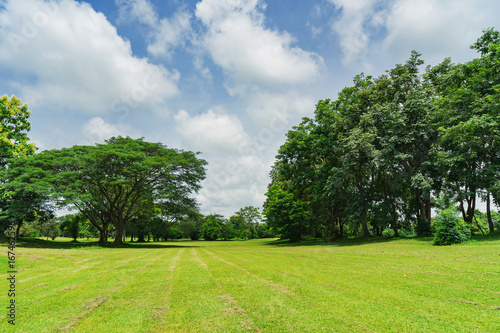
[{"xmin": 0, "ymin": 0, "xmax": 499, "ymax": 218}]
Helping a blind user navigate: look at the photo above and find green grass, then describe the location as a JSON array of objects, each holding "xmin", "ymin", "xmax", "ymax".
[{"xmin": 1, "ymin": 236, "xmax": 500, "ymax": 332}]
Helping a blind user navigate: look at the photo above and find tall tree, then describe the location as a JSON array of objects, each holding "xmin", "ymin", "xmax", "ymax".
[
  {"xmin": 59, "ymin": 213, "xmax": 83, "ymax": 242},
  {"xmin": 2, "ymin": 137, "xmax": 207, "ymax": 244},
  {"xmin": 202, "ymin": 214, "xmax": 224, "ymax": 241},
  {"xmin": 236, "ymin": 206, "xmax": 262, "ymax": 239},
  {"xmin": 428, "ymin": 28, "xmax": 500, "ymax": 228},
  {"xmin": 0, "ymin": 95, "xmax": 36, "ymax": 166},
  {"xmin": 0, "ymin": 95, "xmax": 40, "ymax": 236}
]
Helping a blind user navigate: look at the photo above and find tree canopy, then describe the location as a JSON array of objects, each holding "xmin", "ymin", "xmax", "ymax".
[
  {"xmin": 264, "ymin": 29, "xmax": 500, "ymax": 242},
  {"xmin": 2, "ymin": 136, "xmax": 207, "ymax": 244}
]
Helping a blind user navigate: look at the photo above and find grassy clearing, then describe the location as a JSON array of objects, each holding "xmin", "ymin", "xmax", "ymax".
[{"xmin": 1, "ymin": 236, "xmax": 499, "ymax": 332}]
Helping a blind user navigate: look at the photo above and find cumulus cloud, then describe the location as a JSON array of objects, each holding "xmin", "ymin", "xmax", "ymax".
[
  {"xmin": 116, "ymin": 0, "xmax": 158, "ymax": 26},
  {"xmin": 116, "ymin": 0, "xmax": 192, "ymax": 58},
  {"xmin": 0, "ymin": 0, "xmax": 179, "ymax": 114},
  {"xmin": 81, "ymin": 117, "xmax": 141, "ymax": 145},
  {"xmin": 197, "ymin": 152, "xmax": 270, "ymax": 217},
  {"xmin": 245, "ymin": 90, "xmax": 316, "ymax": 128},
  {"xmin": 328, "ymin": 0, "xmax": 385, "ymax": 65},
  {"xmin": 329, "ymin": 0, "xmax": 500, "ymax": 66},
  {"xmin": 173, "ymin": 107, "xmax": 271, "ymax": 217},
  {"xmin": 381, "ymin": 0, "xmax": 499, "ymax": 65},
  {"xmin": 195, "ymin": 0, "xmax": 324, "ymax": 90},
  {"xmin": 173, "ymin": 109, "xmax": 251, "ymax": 154}
]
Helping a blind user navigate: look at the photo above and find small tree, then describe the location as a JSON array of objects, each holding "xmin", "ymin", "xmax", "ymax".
[
  {"xmin": 80, "ymin": 218, "xmax": 98, "ymax": 240},
  {"xmin": 433, "ymin": 207, "xmax": 471, "ymax": 245},
  {"xmin": 59, "ymin": 214, "xmax": 82, "ymax": 241},
  {"xmin": 202, "ymin": 214, "xmax": 222, "ymax": 241},
  {"xmin": 33, "ymin": 218, "xmax": 59, "ymax": 240}
]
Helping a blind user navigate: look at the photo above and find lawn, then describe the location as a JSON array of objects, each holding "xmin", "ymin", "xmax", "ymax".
[{"xmin": 1, "ymin": 236, "xmax": 499, "ymax": 332}]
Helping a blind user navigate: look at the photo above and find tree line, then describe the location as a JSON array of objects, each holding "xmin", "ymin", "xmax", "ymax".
[
  {"xmin": 0, "ymin": 96, "xmax": 271, "ymax": 244},
  {"xmin": 263, "ymin": 29, "xmax": 500, "ymax": 242},
  {"xmin": 18, "ymin": 206, "xmax": 273, "ymax": 243}
]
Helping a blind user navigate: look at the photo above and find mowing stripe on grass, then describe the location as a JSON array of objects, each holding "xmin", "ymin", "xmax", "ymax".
[
  {"xmin": 193, "ymin": 249, "xmax": 262, "ymax": 333},
  {"xmin": 2, "ymin": 238, "xmax": 499, "ymax": 332},
  {"xmin": 203, "ymin": 249, "xmax": 293, "ymax": 295},
  {"xmin": 69, "ymin": 249, "xmax": 178, "ymax": 332},
  {"xmin": 196, "ymin": 247, "xmax": 359, "ymax": 332}
]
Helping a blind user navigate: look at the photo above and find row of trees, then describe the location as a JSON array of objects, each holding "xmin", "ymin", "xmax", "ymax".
[
  {"xmin": 15, "ymin": 205, "xmax": 273, "ymax": 242},
  {"xmin": 0, "ymin": 116, "xmax": 208, "ymax": 244},
  {"xmin": 264, "ymin": 29, "xmax": 500, "ymax": 241},
  {"xmin": 0, "ymin": 97, "xmax": 271, "ymax": 244},
  {"xmin": 197, "ymin": 207, "xmax": 274, "ymax": 241}
]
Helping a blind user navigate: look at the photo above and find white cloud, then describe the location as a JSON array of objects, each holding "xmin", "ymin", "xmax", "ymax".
[
  {"xmin": 116, "ymin": 0, "xmax": 158, "ymax": 26},
  {"xmin": 81, "ymin": 117, "xmax": 140, "ymax": 145},
  {"xmin": 197, "ymin": 153, "xmax": 269, "ymax": 217},
  {"xmin": 147, "ymin": 11, "xmax": 191, "ymax": 58},
  {"xmin": 245, "ymin": 90, "xmax": 316, "ymax": 128},
  {"xmin": 116, "ymin": 0, "xmax": 192, "ymax": 58},
  {"xmin": 173, "ymin": 107, "xmax": 272, "ymax": 217},
  {"xmin": 328, "ymin": 0, "xmax": 380, "ymax": 65},
  {"xmin": 381, "ymin": 0, "xmax": 499, "ymax": 65},
  {"xmin": 195, "ymin": 0, "xmax": 323, "ymax": 90},
  {"xmin": 173, "ymin": 109, "xmax": 251, "ymax": 154},
  {"xmin": 0, "ymin": 0, "xmax": 179, "ymax": 114},
  {"xmin": 329, "ymin": 0, "xmax": 500, "ymax": 66}
]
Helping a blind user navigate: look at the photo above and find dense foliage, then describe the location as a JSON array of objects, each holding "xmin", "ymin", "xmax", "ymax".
[
  {"xmin": 1, "ymin": 137, "xmax": 207, "ymax": 244},
  {"xmin": 0, "ymin": 95, "xmax": 42, "ymax": 237},
  {"xmin": 264, "ymin": 29, "xmax": 500, "ymax": 242},
  {"xmin": 433, "ymin": 207, "xmax": 471, "ymax": 245}
]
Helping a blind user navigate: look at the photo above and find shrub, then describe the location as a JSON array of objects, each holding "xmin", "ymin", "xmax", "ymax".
[{"xmin": 433, "ymin": 207, "xmax": 470, "ymax": 245}]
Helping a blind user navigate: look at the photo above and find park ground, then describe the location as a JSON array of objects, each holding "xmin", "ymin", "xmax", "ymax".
[{"xmin": 1, "ymin": 236, "xmax": 499, "ymax": 332}]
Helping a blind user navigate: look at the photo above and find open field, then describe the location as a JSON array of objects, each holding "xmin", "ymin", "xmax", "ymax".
[{"xmin": 1, "ymin": 237, "xmax": 500, "ymax": 332}]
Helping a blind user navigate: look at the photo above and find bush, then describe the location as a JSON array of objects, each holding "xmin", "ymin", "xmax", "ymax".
[
  {"xmin": 382, "ymin": 229, "xmax": 395, "ymax": 238},
  {"xmin": 433, "ymin": 207, "xmax": 470, "ymax": 245},
  {"xmin": 202, "ymin": 215, "xmax": 221, "ymax": 241}
]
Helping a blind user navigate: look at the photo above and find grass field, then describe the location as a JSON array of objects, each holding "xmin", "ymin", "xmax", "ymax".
[{"xmin": 1, "ymin": 236, "xmax": 500, "ymax": 332}]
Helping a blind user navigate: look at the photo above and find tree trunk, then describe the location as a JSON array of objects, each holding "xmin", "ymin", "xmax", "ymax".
[
  {"xmin": 338, "ymin": 218, "xmax": 344, "ymax": 239},
  {"xmin": 360, "ymin": 209, "xmax": 370, "ymax": 237},
  {"xmin": 474, "ymin": 215, "xmax": 485, "ymax": 235},
  {"xmin": 15, "ymin": 222, "xmax": 21, "ymax": 240},
  {"xmin": 384, "ymin": 174, "xmax": 399, "ymax": 237},
  {"xmin": 113, "ymin": 222, "xmax": 125, "ymax": 244},
  {"xmin": 99, "ymin": 230, "xmax": 107, "ymax": 244},
  {"xmin": 415, "ymin": 189, "xmax": 432, "ymax": 236},
  {"xmin": 487, "ymin": 193, "xmax": 494, "ymax": 234},
  {"xmin": 458, "ymin": 187, "xmax": 476, "ymax": 225},
  {"xmin": 389, "ymin": 194, "xmax": 399, "ymax": 237}
]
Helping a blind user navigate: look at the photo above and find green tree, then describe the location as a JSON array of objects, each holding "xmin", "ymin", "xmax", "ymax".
[
  {"xmin": 428, "ymin": 28, "xmax": 500, "ymax": 229},
  {"xmin": 79, "ymin": 218, "xmax": 99, "ymax": 240},
  {"xmin": 202, "ymin": 214, "xmax": 223, "ymax": 241},
  {"xmin": 264, "ymin": 183, "xmax": 310, "ymax": 242},
  {"xmin": 33, "ymin": 217, "xmax": 59, "ymax": 241},
  {"xmin": 227, "ymin": 214, "xmax": 247, "ymax": 239},
  {"xmin": 433, "ymin": 207, "xmax": 471, "ymax": 245},
  {"xmin": 179, "ymin": 213, "xmax": 204, "ymax": 240},
  {"xmin": 0, "ymin": 189, "xmax": 53, "ymax": 239},
  {"xmin": 59, "ymin": 213, "xmax": 83, "ymax": 241},
  {"xmin": 2, "ymin": 137, "xmax": 207, "ymax": 244},
  {"xmin": 0, "ymin": 95, "xmax": 36, "ymax": 166},
  {"xmin": 236, "ymin": 206, "xmax": 262, "ymax": 239},
  {"xmin": 0, "ymin": 95, "xmax": 39, "ymax": 237}
]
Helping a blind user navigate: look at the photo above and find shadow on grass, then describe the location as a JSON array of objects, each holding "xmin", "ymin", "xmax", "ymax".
[
  {"xmin": 265, "ymin": 231, "xmax": 500, "ymax": 247},
  {"xmin": 5, "ymin": 237, "xmax": 196, "ymax": 249},
  {"xmin": 464, "ymin": 230, "xmax": 500, "ymax": 244},
  {"xmin": 264, "ymin": 236, "xmax": 401, "ymax": 247}
]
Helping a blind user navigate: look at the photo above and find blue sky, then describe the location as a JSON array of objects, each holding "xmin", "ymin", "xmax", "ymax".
[{"xmin": 1, "ymin": 0, "xmax": 499, "ymax": 217}]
